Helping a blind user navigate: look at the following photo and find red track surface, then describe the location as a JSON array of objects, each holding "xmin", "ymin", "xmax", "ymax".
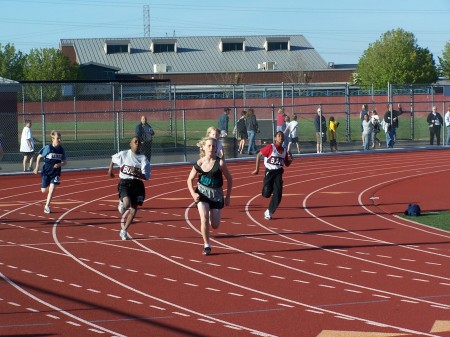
[{"xmin": 1, "ymin": 149, "xmax": 450, "ymax": 337}]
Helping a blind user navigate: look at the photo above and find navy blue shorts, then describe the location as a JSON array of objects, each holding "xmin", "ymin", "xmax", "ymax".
[{"xmin": 41, "ymin": 174, "xmax": 60, "ymax": 188}]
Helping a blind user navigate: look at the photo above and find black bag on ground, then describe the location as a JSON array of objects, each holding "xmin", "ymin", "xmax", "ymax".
[{"xmin": 405, "ymin": 203, "xmax": 421, "ymax": 216}]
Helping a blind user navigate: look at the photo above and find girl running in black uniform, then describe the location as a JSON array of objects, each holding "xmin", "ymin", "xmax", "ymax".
[{"xmin": 187, "ymin": 137, "xmax": 232, "ymax": 255}]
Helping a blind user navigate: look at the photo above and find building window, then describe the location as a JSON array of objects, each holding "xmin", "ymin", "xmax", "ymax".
[
  {"xmin": 106, "ymin": 44, "xmax": 128, "ymax": 54},
  {"xmin": 150, "ymin": 39, "xmax": 177, "ymax": 53},
  {"xmin": 264, "ymin": 38, "xmax": 290, "ymax": 52},
  {"xmin": 267, "ymin": 41, "xmax": 288, "ymax": 51},
  {"xmin": 222, "ymin": 42, "xmax": 244, "ymax": 51},
  {"xmin": 153, "ymin": 43, "xmax": 175, "ymax": 53},
  {"xmin": 104, "ymin": 40, "xmax": 130, "ymax": 54},
  {"xmin": 219, "ymin": 38, "xmax": 245, "ymax": 52}
]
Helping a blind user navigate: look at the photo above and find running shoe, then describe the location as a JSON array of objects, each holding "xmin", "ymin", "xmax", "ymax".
[
  {"xmin": 264, "ymin": 209, "xmax": 272, "ymax": 220},
  {"xmin": 44, "ymin": 206, "xmax": 51, "ymax": 214},
  {"xmin": 118, "ymin": 201, "xmax": 125, "ymax": 214},
  {"xmin": 119, "ymin": 229, "xmax": 129, "ymax": 240},
  {"xmin": 203, "ymin": 246, "xmax": 211, "ymax": 256}
]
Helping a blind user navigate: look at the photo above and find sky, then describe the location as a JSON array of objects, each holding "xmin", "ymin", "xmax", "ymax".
[{"xmin": 1, "ymin": 0, "xmax": 449, "ymax": 65}]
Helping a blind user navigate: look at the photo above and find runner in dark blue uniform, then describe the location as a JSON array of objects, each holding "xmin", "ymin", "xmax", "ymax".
[{"xmin": 33, "ymin": 130, "xmax": 67, "ymax": 214}]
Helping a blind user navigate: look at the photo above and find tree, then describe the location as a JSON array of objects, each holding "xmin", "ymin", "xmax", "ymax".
[
  {"xmin": 0, "ymin": 43, "xmax": 25, "ymax": 80},
  {"xmin": 23, "ymin": 48, "xmax": 82, "ymax": 100},
  {"xmin": 24, "ymin": 48, "xmax": 81, "ymax": 81},
  {"xmin": 438, "ymin": 41, "xmax": 450, "ymax": 79},
  {"xmin": 356, "ymin": 29, "xmax": 438, "ymax": 89}
]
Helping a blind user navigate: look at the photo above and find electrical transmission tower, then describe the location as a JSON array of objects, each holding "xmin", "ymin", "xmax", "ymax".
[{"xmin": 143, "ymin": 5, "xmax": 150, "ymax": 37}]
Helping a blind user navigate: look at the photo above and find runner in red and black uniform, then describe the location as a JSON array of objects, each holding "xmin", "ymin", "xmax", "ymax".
[{"xmin": 252, "ymin": 131, "xmax": 293, "ymax": 220}]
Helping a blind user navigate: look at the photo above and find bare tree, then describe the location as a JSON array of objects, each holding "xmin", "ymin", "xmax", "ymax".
[
  {"xmin": 212, "ymin": 71, "xmax": 243, "ymax": 97},
  {"xmin": 282, "ymin": 54, "xmax": 314, "ymax": 92}
]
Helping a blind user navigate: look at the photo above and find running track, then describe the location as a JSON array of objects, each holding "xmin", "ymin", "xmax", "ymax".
[{"xmin": 1, "ymin": 149, "xmax": 450, "ymax": 337}]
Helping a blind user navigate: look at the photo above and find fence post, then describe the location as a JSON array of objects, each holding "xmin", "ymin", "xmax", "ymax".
[
  {"xmin": 271, "ymin": 104, "xmax": 275, "ymax": 140},
  {"xmin": 73, "ymin": 95, "xmax": 78, "ymax": 141},
  {"xmin": 442, "ymin": 101, "xmax": 445, "ymax": 146},
  {"xmin": 345, "ymin": 83, "xmax": 350, "ymax": 141},
  {"xmin": 182, "ymin": 109, "xmax": 187, "ymax": 162},
  {"xmin": 41, "ymin": 85, "xmax": 46, "ymax": 145},
  {"xmin": 170, "ymin": 85, "xmax": 174, "ymax": 138},
  {"xmin": 410, "ymin": 85, "xmax": 414, "ymax": 141},
  {"xmin": 319, "ymin": 103, "xmax": 323, "ymax": 153},
  {"xmin": 120, "ymin": 84, "xmax": 124, "ymax": 139},
  {"xmin": 112, "ymin": 83, "xmax": 119, "ymax": 153},
  {"xmin": 174, "ymin": 106, "xmax": 178, "ymax": 148}
]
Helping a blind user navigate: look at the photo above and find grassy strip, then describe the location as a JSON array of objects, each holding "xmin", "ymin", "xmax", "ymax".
[
  {"xmin": 400, "ymin": 211, "xmax": 450, "ymax": 232},
  {"xmin": 22, "ymin": 117, "xmax": 431, "ymax": 145}
]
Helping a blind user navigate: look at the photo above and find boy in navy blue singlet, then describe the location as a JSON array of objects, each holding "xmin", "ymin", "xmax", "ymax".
[
  {"xmin": 252, "ymin": 131, "xmax": 293, "ymax": 220},
  {"xmin": 33, "ymin": 130, "xmax": 67, "ymax": 214}
]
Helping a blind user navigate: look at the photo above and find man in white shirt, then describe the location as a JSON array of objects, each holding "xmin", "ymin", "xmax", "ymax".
[
  {"xmin": 285, "ymin": 114, "xmax": 300, "ymax": 154},
  {"xmin": 20, "ymin": 120, "xmax": 35, "ymax": 171}
]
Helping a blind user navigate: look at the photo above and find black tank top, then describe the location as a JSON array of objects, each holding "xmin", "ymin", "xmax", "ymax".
[{"xmin": 194, "ymin": 157, "xmax": 223, "ymax": 188}]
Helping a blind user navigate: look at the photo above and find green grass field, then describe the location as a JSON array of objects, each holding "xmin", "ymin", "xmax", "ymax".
[
  {"xmin": 22, "ymin": 116, "xmax": 432, "ymax": 147},
  {"xmin": 400, "ymin": 211, "xmax": 450, "ymax": 232}
]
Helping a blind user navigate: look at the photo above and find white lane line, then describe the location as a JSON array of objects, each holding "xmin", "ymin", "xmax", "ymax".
[
  {"xmin": 1, "ymin": 272, "xmax": 128, "ymax": 337},
  {"xmin": 205, "ymin": 287, "xmax": 220, "ymax": 292}
]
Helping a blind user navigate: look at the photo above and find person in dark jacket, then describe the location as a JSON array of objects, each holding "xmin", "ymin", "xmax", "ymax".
[
  {"xmin": 135, "ymin": 115, "xmax": 155, "ymax": 162},
  {"xmin": 314, "ymin": 107, "xmax": 327, "ymax": 153},
  {"xmin": 383, "ymin": 103, "xmax": 403, "ymax": 148},
  {"xmin": 233, "ymin": 110, "xmax": 247, "ymax": 154},
  {"xmin": 245, "ymin": 108, "xmax": 259, "ymax": 155},
  {"xmin": 426, "ymin": 106, "xmax": 444, "ymax": 145},
  {"xmin": 217, "ymin": 107, "xmax": 231, "ymax": 137}
]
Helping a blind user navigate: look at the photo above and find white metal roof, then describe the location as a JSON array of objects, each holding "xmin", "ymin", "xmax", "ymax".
[{"xmin": 60, "ymin": 35, "xmax": 328, "ymax": 75}]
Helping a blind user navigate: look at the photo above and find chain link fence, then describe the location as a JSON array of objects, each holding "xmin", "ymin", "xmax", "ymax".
[{"xmin": 0, "ymin": 81, "xmax": 448, "ymax": 170}]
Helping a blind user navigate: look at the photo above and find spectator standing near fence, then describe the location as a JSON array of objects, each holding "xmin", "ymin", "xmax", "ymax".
[
  {"xmin": 20, "ymin": 119, "xmax": 35, "ymax": 172},
  {"xmin": 328, "ymin": 116, "xmax": 339, "ymax": 152},
  {"xmin": 187, "ymin": 137, "xmax": 232, "ymax": 255},
  {"xmin": 135, "ymin": 115, "xmax": 155, "ymax": 162},
  {"xmin": 282, "ymin": 115, "xmax": 290, "ymax": 149},
  {"xmin": 360, "ymin": 104, "xmax": 369, "ymax": 147},
  {"xmin": 362, "ymin": 114, "xmax": 373, "ymax": 151},
  {"xmin": 217, "ymin": 107, "xmax": 231, "ymax": 137},
  {"xmin": 233, "ymin": 110, "xmax": 247, "ymax": 154},
  {"xmin": 206, "ymin": 126, "xmax": 224, "ymax": 159},
  {"xmin": 445, "ymin": 107, "xmax": 450, "ymax": 146},
  {"xmin": 426, "ymin": 106, "xmax": 443, "ymax": 145},
  {"xmin": 276, "ymin": 108, "xmax": 286, "ymax": 132},
  {"xmin": 370, "ymin": 110, "xmax": 381, "ymax": 148},
  {"xmin": 285, "ymin": 114, "xmax": 300, "ymax": 154},
  {"xmin": 108, "ymin": 136, "xmax": 151, "ymax": 240},
  {"xmin": 33, "ymin": 130, "xmax": 67, "ymax": 214},
  {"xmin": 314, "ymin": 108, "xmax": 327, "ymax": 153},
  {"xmin": 245, "ymin": 108, "xmax": 259, "ymax": 155},
  {"xmin": 383, "ymin": 103, "xmax": 403, "ymax": 148}
]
